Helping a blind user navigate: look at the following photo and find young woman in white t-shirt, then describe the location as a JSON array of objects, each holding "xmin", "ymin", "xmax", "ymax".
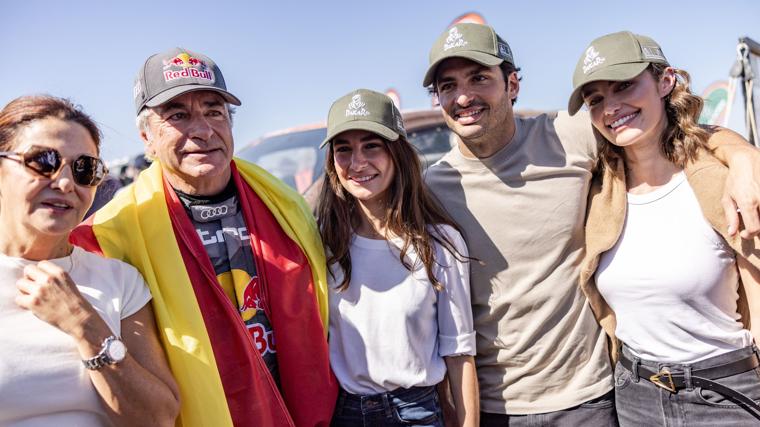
[
  {"xmin": 317, "ymin": 89, "xmax": 478, "ymax": 427},
  {"xmin": 569, "ymin": 32, "xmax": 760, "ymax": 425}
]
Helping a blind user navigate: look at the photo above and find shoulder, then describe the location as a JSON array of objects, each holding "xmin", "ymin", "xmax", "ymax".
[
  {"xmin": 234, "ymin": 156, "xmax": 315, "ymax": 220},
  {"xmin": 234, "ymin": 157, "xmax": 303, "ymax": 200},
  {"xmin": 426, "ymin": 149, "xmax": 459, "ymax": 174},
  {"xmin": 429, "ymin": 224, "xmax": 468, "ymax": 255},
  {"xmin": 553, "ymin": 110, "xmax": 597, "ymax": 152},
  {"xmin": 73, "ymin": 247, "xmax": 144, "ymax": 282},
  {"xmin": 424, "ymin": 149, "xmax": 462, "ymax": 189}
]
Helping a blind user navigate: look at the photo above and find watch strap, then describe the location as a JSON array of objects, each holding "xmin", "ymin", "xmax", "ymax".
[{"xmin": 82, "ymin": 336, "xmax": 121, "ymax": 371}]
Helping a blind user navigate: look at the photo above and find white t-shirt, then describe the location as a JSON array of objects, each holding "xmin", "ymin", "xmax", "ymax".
[
  {"xmin": 0, "ymin": 246, "xmax": 152, "ymax": 426},
  {"xmin": 596, "ymin": 172, "xmax": 753, "ymax": 363},
  {"xmin": 328, "ymin": 224, "xmax": 476, "ymax": 395}
]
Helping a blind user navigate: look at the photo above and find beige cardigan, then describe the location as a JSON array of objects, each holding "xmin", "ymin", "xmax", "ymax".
[{"xmin": 579, "ymin": 151, "xmax": 760, "ymax": 362}]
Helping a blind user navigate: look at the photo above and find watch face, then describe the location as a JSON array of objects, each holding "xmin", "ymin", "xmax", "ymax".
[{"xmin": 106, "ymin": 339, "xmax": 127, "ymax": 362}]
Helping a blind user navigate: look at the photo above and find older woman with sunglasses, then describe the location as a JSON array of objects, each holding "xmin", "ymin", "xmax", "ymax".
[{"xmin": 0, "ymin": 96, "xmax": 179, "ymax": 426}]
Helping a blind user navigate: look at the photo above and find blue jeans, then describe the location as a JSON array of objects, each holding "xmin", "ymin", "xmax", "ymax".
[
  {"xmin": 331, "ymin": 385, "xmax": 444, "ymax": 427},
  {"xmin": 616, "ymin": 345, "xmax": 760, "ymax": 426},
  {"xmin": 479, "ymin": 390, "xmax": 617, "ymax": 427}
]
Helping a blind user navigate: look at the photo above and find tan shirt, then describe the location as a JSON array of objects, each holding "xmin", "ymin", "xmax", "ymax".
[
  {"xmin": 581, "ymin": 150, "xmax": 760, "ymax": 362},
  {"xmin": 425, "ymin": 111, "xmax": 613, "ymax": 414}
]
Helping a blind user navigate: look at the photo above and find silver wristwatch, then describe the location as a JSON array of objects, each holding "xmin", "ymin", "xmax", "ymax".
[{"xmin": 82, "ymin": 336, "xmax": 127, "ymax": 370}]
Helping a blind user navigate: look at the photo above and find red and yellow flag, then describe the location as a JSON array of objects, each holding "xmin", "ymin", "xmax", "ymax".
[{"xmin": 71, "ymin": 159, "xmax": 335, "ymax": 427}]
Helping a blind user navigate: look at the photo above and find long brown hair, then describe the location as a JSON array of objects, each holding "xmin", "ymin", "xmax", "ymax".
[
  {"xmin": 317, "ymin": 135, "xmax": 466, "ymax": 291},
  {"xmin": 0, "ymin": 95, "xmax": 102, "ymax": 152},
  {"xmin": 598, "ymin": 63, "xmax": 711, "ymax": 173}
]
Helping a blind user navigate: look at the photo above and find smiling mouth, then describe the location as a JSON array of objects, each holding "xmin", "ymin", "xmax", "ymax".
[
  {"xmin": 609, "ymin": 112, "xmax": 639, "ymax": 130},
  {"xmin": 41, "ymin": 201, "xmax": 73, "ymax": 212},
  {"xmin": 350, "ymin": 174, "xmax": 377, "ymax": 183},
  {"xmin": 455, "ymin": 107, "xmax": 485, "ymax": 123}
]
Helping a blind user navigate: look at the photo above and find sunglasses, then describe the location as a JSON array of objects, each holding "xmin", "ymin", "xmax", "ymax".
[{"xmin": 0, "ymin": 145, "xmax": 108, "ymax": 187}]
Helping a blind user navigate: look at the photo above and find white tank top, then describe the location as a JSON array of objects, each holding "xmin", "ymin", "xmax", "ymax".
[{"xmin": 596, "ymin": 171, "xmax": 752, "ymax": 363}]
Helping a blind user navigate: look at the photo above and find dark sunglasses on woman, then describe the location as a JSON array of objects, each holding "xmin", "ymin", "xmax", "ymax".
[{"xmin": 0, "ymin": 145, "xmax": 108, "ymax": 187}]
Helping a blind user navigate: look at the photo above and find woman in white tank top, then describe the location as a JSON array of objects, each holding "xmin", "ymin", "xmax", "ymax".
[
  {"xmin": 569, "ymin": 32, "xmax": 760, "ymax": 425},
  {"xmin": 317, "ymin": 89, "xmax": 479, "ymax": 426}
]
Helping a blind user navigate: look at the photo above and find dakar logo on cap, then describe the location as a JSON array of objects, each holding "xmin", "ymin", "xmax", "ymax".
[
  {"xmin": 443, "ymin": 27, "xmax": 468, "ymax": 51},
  {"xmin": 498, "ymin": 42, "xmax": 511, "ymax": 59},
  {"xmin": 345, "ymin": 94, "xmax": 370, "ymax": 117},
  {"xmin": 582, "ymin": 46, "xmax": 605, "ymax": 74},
  {"xmin": 396, "ymin": 115, "xmax": 405, "ymax": 132},
  {"xmin": 162, "ymin": 52, "xmax": 215, "ymax": 83}
]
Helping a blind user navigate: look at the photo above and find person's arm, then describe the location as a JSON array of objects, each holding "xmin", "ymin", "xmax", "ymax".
[
  {"xmin": 706, "ymin": 128, "xmax": 760, "ymax": 238},
  {"xmin": 444, "ymin": 355, "xmax": 479, "ymax": 427},
  {"xmin": 437, "ymin": 375, "xmax": 458, "ymax": 427},
  {"xmin": 15, "ymin": 261, "xmax": 180, "ymax": 427},
  {"xmin": 737, "ymin": 257, "xmax": 760, "ymax": 344}
]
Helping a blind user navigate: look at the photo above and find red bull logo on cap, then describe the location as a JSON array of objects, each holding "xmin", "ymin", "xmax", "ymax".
[{"xmin": 162, "ymin": 52, "xmax": 214, "ymax": 83}]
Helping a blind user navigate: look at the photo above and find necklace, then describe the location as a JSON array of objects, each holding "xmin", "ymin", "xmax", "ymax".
[{"xmin": 66, "ymin": 251, "xmax": 75, "ymax": 274}]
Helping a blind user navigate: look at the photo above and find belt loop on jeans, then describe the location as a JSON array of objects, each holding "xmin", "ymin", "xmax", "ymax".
[
  {"xmin": 381, "ymin": 392, "xmax": 393, "ymax": 419},
  {"xmin": 632, "ymin": 358, "xmax": 641, "ymax": 382},
  {"xmin": 684, "ymin": 365, "xmax": 694, "ymax": 391}
]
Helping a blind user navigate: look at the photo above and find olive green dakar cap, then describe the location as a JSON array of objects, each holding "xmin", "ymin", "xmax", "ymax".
[
  {"xmin": 321, "ymin": 89, "xmax": 407, "ymax": 148},
  {"xmin": 133, "ymin": 47, "xmax": 241, "ymax": 115},
  {"xmin": 423, "ymin": 23, "xmax": 514, "ymax": 87},
  {"xmin": 568, "ymin": 31, "xmax": 669, "ymax": 115}
]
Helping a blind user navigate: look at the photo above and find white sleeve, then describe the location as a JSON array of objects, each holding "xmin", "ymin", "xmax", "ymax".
[
  {"xmin": 434, "ymin": 225, "xmax": 476, "ymax": 357},
  {"xmin": 118, "ymin": 262, "xmax": 152, "ymax": 319}
]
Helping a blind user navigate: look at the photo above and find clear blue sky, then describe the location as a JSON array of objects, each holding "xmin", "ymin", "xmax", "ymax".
[{"xmin": 2, "ymin": 0, "xmax": 759, "ymax": 163}]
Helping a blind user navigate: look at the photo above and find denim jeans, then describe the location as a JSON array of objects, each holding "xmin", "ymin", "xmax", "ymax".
[
  {"xmin": 479, "ymin": 390, "xmax": 617, "ymax": 427},
  {"xmin": 616, "ymin": 345, "xmax": 760, "ymax": 426},
  {"xmin": 331, "ymin": 385, "xmax": 443, "ymax": 427}
]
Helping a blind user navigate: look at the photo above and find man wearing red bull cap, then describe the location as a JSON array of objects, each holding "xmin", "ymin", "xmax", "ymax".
[{"xmin": 71, "ymin": 47, "xmax": 337, "ymax": 427}]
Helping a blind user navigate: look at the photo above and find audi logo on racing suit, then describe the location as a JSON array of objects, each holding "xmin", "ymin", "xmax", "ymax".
[{"xmin": 199, "ymin": 205, "xmax": 229, "ymax": 220}]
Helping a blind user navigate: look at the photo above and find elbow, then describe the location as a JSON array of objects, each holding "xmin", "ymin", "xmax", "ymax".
[
  {"xmin": 126, "ymin": 392, "xmax": 180, "ymax": 427},
  {"xmin": 157, "ymin": 392, "xmax": 181, "ymax": 426},
  {"xmin": 166, "ymin": 400, "xmax": 181, "ymax": 426}
]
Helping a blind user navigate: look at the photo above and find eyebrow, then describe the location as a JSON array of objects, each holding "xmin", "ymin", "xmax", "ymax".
[
  {"xmin": 437, "ymin": 64, "xmax": 491, "ymax": 83},
  {"xmin": 157, "ymin": 102, "xmax": 187, "ymax": 113},
  {"xmin": 334, "ymin": 134, "xmax": 382, "ymax": 144},
  {"xmin": 203, "ymin": 99, "xmax": 224, "ymax": 108}
]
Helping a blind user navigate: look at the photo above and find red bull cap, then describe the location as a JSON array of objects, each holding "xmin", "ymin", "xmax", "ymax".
[{"xmin": 133, "ymin": 47, "xmax": 241, "ymax": 114}]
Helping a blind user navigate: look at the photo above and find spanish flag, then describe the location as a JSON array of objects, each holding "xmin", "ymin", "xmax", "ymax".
[{"xmin": 71, "ymin": 159, "xmax": 336, "ymax": 427}]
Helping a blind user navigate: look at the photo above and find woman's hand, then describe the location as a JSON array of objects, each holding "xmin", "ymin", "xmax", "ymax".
[
  {"xmin": 15, "ymin": 261, "xmax": 102, "ymax": 340},
  {"xmin": 16, "ymin": 260, "xmax": 180, "ymax": 426}
]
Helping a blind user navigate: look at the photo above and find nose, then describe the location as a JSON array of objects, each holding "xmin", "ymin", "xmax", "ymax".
[
  {"xmin": 603, "ymin": 95, "xmax": 621, "ymax": 117},
  {"xmin": 350, "ymin": 149, "xmax": 368, "ymax": 170},
  {"xmin": 51, "ymin": 164, "xmax": 75, "ymax": 193},
  {"xmin": 188, "ymin": 115, "xmax": 214, "ymax": 141},
  {"xmin": 455, "ymin": 91, "xmax": 474, "ymax": 108}
]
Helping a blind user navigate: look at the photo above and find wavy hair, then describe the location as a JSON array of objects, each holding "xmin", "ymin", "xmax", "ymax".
[
  {"xmin": 598, "ymin": 63, "xmax": 712, "ymax": 173},
  {"xmin": 317, "ymin": 136, "xmax": 467, "ymax": 291}
]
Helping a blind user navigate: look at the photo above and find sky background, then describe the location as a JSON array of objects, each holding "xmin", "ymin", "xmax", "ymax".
[{"xmin": 2, "ymin": 0, "xmax": 759, "ymax": 164}]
